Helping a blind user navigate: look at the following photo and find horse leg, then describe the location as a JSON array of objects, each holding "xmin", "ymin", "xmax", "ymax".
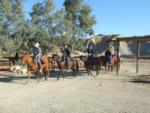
[
  {"xmin": 62, "ymin": 70, "xmax": 65, "ymax": 79},
  {"xmin": 72, "ymin": 69, "xmax": 75, "ymax": 77},
  {"xmin": 88, "ymin": 67, "xmax": 93, "ymax": 76},
  {"xmin": 76, "ymin": 61, "xmax": 79, "ymax": 71},
  {"xmin": 108, "ymin": 64, "xmax": 111, "ymax": 72},
  {"xmin": 72, "ymin": 70, "xmax": 74, "ymax": 77},
  {"xmin": 57, "ymin": 71, "xmax": 60, "ymax": 80},
  {"xmin": 86, "ymin": 67, "xmax": 90, "ymax": 76},
  {"xmin": 111, "ymin": 65, "xmax": 113, "ymax": 72},
  {"xmin": 99, "ymin": 63, "xmax": 101, "ymax": 71},
  {"xmin": 44, "ymin": 71, "xmax": 49, "ymax": 81},
  {"xmin": 36, "ymin": 71, "xmax": 40, "ymax": 83},
  {"xmin": 57, "ymin": 69, "xmax": 63, "ymax": 80},
  {"xmin": 96, "ymin": 65, "xmax": 99, "ymax": 75},
  {"xmin": 26, "ymin": 71, "xmax": 31, "ymax": 83},
  {"xmin": 60, "ymin": 64, "xmax": 65, "ymax": 79},
  {"xmin": 105, "ymin": 64, "xmax": 108, "ymax": 73}
]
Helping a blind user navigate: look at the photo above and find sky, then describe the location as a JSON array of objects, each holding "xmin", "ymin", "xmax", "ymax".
[{"xmin": 23, "ymin": 0, "xmax": 150, "ymax": 36}]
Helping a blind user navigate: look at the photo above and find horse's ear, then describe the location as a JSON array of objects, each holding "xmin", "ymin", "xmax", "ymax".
[
  {"xmin": 19, "ymin": 51, "xmax": 28, "ymax": 58},
  {"xmin": 19, "ymin": 51, "xmax": 25, "ymax": 55}
]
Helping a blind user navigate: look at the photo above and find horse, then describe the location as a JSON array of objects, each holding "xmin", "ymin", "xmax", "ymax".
[
  {"xmin": 52, "ymin": 54, "xmax": 79, "ymax": 79},
  {"xmin": 97, "ymin": 55, "xmax": 121, "ymax": 72},
  {"xmin": 79, "ymin": 55, "xmax": 100, "ymax": 75},
  {"xmin": 3, "ymin": 53, "xmax": 19, "ymax": 67},
  {"xmin": 20, "ymin": 54, "xmax": 51, "ymax": 83}
]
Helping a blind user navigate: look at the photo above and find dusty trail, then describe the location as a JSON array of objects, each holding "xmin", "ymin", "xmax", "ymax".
[{"xmin": 0, "ymin": 71, "xmax": 149, "ymax": 113}]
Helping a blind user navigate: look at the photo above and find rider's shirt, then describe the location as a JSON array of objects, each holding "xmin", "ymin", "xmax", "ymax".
[
  {"xmin": 63, "ymin": 48, "xmax": 70, "ymax": 57},
  {"xmin": 86, "ymin": 47, "xmax": 94, "ymax": 56},
  {"xmin": 105, "ymin": 50, "xmax": 111, "ymax": 57},
  {"xmin": 33, "ymin": 47, "xmax": 42, "ymax": 58}
]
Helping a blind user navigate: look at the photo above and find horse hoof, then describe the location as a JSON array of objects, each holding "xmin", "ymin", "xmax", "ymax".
[
  {"xmin": 56, "ymin": 77, "xmax": 59, "ymax": 81},
  {"xmin": 45, "ymin": 76, "xmax": 48, "ymax": 81}
]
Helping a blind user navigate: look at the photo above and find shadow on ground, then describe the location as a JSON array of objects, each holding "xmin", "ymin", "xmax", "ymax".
[
  {"xmin": 128, "ymin": 75, "xmax": 150, "ymax": 84},
  {"xmin": 0, "ymin": 69, "xmax": 88, "ymax": 83}
]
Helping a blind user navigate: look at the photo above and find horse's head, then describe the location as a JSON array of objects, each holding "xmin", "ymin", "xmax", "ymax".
[
  {"xmin": 52, "ymin": 54, "xmax": 62, "ymax": 62},
  {"xmin": 79, "ymin": 55, "xmax": 88, "ymax": 62},
  {"xmin": 20, "ymin": 53, "xmax": 33, "ymax": 64}
]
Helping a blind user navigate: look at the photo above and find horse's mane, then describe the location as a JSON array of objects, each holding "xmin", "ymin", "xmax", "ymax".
[
  {"xmin": 52, "ymin": 54, "xmax": 58, "ymax": 59},
  {"xmin": 52, "ymin": 54, "xmax": 63, "ymax": 62},
  {"xmin": 21, "ymin": 54, "xmax": 34, "ymax": 65}
]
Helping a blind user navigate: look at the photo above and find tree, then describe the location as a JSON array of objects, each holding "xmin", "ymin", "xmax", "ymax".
[
  {"xmin": 0, "ymin": 0, "xmax": 25, "ymax": 55},
  {"xmin": 63, "ymin": 0, "xmax": 96, "ymax": 51},
  {"xmin": 79, "ymin": 3, "xmax": 96, "ymax": 35},
  {"xmin": 0, "ymin": 0, "xmax": 96, "ymax": 55},
  {"xmin": 0, "ymin": 0, "xmax": 24, "ymax": 36},
  {"xmin": 29, "ymin": 0, "xmax": 58, "ymax": 51},
  {"xmin": 30, "ymin": 0, "xmax": 55, "ymax": 36}
]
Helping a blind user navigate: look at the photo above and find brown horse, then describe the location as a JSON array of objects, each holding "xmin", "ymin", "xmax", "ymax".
[
  {"xmin": 79, "ymin": 55, "xmax": 100, "ymax": 75},
  {"xmin": 21, "ymin": 54, "xmax": 51, "ymax": 82},
  {"xmin": 97, "ymin": 55, "xmax": 121, "ymax": 72},
  {"xmin": 52, "ymin": 54, "xmax": 79, "ymax": 79}
]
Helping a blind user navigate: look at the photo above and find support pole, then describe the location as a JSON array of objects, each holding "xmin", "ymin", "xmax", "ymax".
[
  {"xmin": 136, "ymin": 41, "xmax": 140, "ymax": 74},
  {"xmin": 116, "ymin": 40, "xmax": 120, "ymax": 75}
]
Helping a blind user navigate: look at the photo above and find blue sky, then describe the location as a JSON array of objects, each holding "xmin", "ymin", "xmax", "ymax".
[{"xmin": 23, "ymin": 0, "xmax": 150, "ymax": 36}]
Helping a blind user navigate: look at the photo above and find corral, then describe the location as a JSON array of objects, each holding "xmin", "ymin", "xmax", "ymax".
[{"xmin": 0, "ymin": 52, "xmax": 150, "ymax": 113}]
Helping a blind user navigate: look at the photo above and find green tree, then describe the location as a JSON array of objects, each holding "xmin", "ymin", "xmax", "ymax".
[
  {"xmin": 63, "ymin": 0, "xmax": 96, "ymax": 51},
  {"xmin": 30, "ymin": 0, "xmax": 55, "ymax": 36},
  {"xmin": 0, "ymin": 0, "xmax": 25, "ymax": 55},
  {"xmin": 29, "ymin": 0, "xmax": 57, "ymax": 52}
]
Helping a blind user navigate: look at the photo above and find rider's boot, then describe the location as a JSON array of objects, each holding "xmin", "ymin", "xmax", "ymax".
[{"xmin": 39, "ymin": 65, "xmax": 42, "ymax": 73}]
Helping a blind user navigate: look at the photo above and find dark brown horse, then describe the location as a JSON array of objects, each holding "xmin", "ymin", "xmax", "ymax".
[
  {"xmin": 79, "ymin": 55, "xmax": 100, "ymax": 75},
  {"xmin": 97, "ymin": 55, "xmax": 121, "ymax": 72},
  {"xmin": 21, "ymin": 54, "xmax": 51, "ymax": 82},
  {"xmin": 52, "ymin": 54, "xmax": 79, "ymax": 79},
  {"xmin": 3, "ymin": 53, "xmax": 19, "ymax": 67}
]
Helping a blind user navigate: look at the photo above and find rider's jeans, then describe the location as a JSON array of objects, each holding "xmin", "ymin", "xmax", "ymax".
[{"xmin": 34, "ymin": 56, "xmax": 42, "ymax": 68}]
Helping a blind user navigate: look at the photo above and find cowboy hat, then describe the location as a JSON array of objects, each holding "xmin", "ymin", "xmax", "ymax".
[{"xmin": 34, "ymin": 42, "xmax": 40, "ymax": 47}]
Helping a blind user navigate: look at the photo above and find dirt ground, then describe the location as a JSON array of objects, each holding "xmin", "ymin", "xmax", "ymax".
[{"xmin": 0, "ymin": 70, "xmax": 150, "ymax": 113}]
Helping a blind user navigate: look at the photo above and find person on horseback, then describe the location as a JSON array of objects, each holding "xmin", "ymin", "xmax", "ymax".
[
  {"xmin": 63, "ymin": 45, "xmax": 71, "ymax": 69},
  {"xmin": 86, "ymin": 46, "xmax": 95, "ymax": 68},
  {"xmin": 86, "ymin": 46, "xmax": 94, "ymax": 57},
  {"xmin": 105, "ymin": 47, "xmax": 112, "ymax": 64},
  {"xmin": 33, "ymin": 42, "xmax": 42, "ymax": 72}
]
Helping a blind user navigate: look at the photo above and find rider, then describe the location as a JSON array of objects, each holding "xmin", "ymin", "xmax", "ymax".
[
  {"xmin": 33, "ymin": 42, "xmax": 42, "ymax": 72},
  {"xmin": 63, "ymin": 45, "xmax": 71, "ymax": 69},
  {"xmin": 86, "ymin": 46, "xmax": 95, "ymax": 68},
  {"xmin": 86, "ymin": 46, "xmax": 94, "ymax": 57},
  {"xmin": 105, "ymin": 47, "xmax": 112, "ymax": 64}
]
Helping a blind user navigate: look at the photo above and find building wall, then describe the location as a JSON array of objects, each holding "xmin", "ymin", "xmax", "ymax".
[{"xmin": 90, "ymin": 34, "xmax": 150, "ymax": 56}]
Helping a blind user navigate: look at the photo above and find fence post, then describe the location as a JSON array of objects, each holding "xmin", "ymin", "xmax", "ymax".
[
  {"xmin": 136, "ymin": 41, "xmax": 140, "ymax": 74},
  {"xmin": 116, "ymin": 40, "xmax": 120, "ymax": 75}
]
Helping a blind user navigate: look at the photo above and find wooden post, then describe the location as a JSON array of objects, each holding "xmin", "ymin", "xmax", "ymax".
[
  {"xmin": 136, "ymin": 41, "xmax": 140, "ymax": 74},
  {"xmin": 116, "ymin": 40, "xmax": 120, "ymax": 75}
]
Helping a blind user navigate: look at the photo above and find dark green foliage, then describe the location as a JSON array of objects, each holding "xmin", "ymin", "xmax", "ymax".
[{"xmin": 0, "ymin": 0, "xmax": 96, "ymax": 56}]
